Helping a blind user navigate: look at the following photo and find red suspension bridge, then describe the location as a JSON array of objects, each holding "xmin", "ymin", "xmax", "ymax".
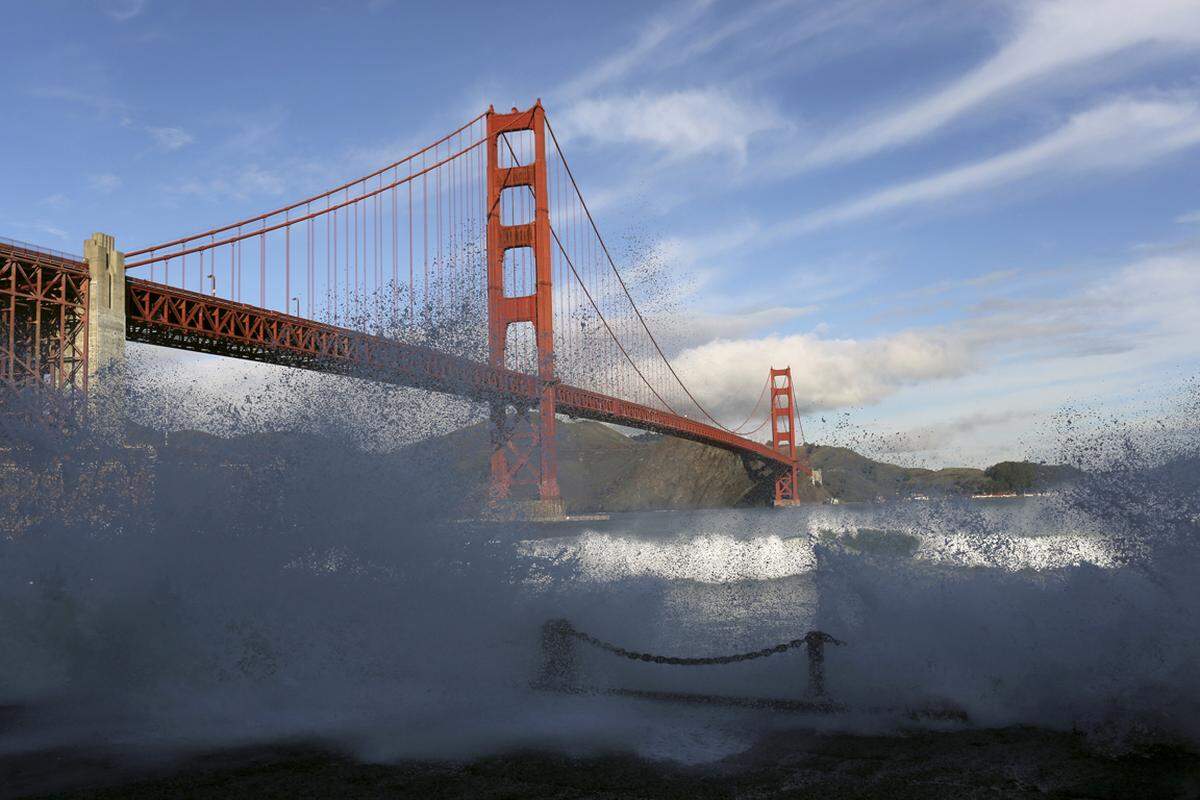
[{"xmin": 1, "ymin": 102, "xmax": 808, "ymax": 514}]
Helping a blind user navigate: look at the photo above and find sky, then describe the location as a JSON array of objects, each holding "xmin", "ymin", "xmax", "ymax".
[{"xmin": 2, "ymin": 0, "xmax": 1199, "ymax": 466}]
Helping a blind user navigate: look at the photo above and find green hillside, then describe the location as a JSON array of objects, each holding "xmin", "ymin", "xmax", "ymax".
[{"xmin": 113, "ymin": 419, "xmax": 1078, "ymax": 514}]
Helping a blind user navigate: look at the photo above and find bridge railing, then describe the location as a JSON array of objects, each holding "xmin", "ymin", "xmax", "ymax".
[{"xmin": 0, "ymin": 236, "xmax": 83, "ymax": 265}]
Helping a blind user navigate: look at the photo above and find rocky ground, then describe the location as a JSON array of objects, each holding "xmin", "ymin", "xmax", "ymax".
[{"xmin": 5, "ymin": 725, "xmax": 1199, "ymax": 799}]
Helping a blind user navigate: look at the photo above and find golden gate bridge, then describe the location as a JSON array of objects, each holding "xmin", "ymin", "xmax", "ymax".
[{"xmin": 0, "ymin": 102, "xmax": 808, "ymax": 514}]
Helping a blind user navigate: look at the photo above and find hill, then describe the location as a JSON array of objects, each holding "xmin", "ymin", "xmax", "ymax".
[
  {"xmin": 117, "ymin": 419, "xmax": 1078, "ymax": 514},
  {"xmin": 804, "ymin": 444, "xmax": 1080, "ymax": 503}
]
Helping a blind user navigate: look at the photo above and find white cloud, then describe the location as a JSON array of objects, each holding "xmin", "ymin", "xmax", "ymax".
[
  {"xmin": 646, "ymin": 224, "xmax": 759, "ymax": 273},
  {"xmin": 557, "ymin": 0, "xmax": 890, "ymax": 102},
  {"xmin": 668, "ymin": 244, "xmax": 1200, "ymax": 438},
  {"xmin": 559, "ymin": 0, "xmax": 716, "ymax": 98},
  {"xmin": 802, "ymin": 0, "xmax": 1200, "ymax": 167},
  {"xmin": 1177, "ymin": 209, "xmax": 1200, "ymax": 224},
  {"xmin": 99, "ymin": 0, "xmax": 147, "ymax": 21},
  {"xmin": 663, "ymin": 0, "xmax": 791, "ymax": 66},
  {"xmin": 222, "ymin": 108, "xmax": 287, "ymax": 153},
  {"xmin": 785, "ymin": 95, "xmax": 1200, "ymax": 234},
  {"xmin": 875, "ymin": 410, "xmax": 1028, "ymax": 455},
  {"xmin": 857, "ymin": 250, "xmax": 1200, "ymax": 465},
  {"xmin": 172, "ymin": 165, "xmax": 286, "ymax": 201},
  {"xmin": 38, "ymin": 193, "xmax": 69, "ymax": 209},
  {"xmin": 147, "ymin": 126, "xmax": 194, "ymax": 151},
  {"xmin": 557, "ymin": 88, "xmax": 785, "ymax": 161},
  {"xmin": 89, "ymin": 173, "xmax": 122, "ymax": 193},
  {"xmin": 237, "ymin": 165, "xmax": 286, "ymax": 196},
  {"xmin": 1081, "ymin": 250, "xmax": 1200, "ymax": 343},
  {"xmin": 31, "ymin": 86, "xmax": 133, "ymax": 126},
  {"xmin": 32, "ymin": 222, "xmax": 68, "ymax": 240},
  {"xmin": 672, "ymin": 329, "xmax": 972, "ymax": 417},
  {"xmin": 653, "ymin": 306, "xmax": 818, "ymax": 352}
]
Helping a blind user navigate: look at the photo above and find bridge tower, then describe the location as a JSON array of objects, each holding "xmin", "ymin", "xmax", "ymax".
[
  {"xmin": 485, "ymin": 102, "xmax": 563, "ymax": 518},
  {"xmin": 770, "ymin": 366, "xmax": 802, "ymax": 506}
]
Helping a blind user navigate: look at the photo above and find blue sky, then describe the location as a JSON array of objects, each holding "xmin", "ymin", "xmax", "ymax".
[{"xmin": 2, "ymin": 0, "xmax": 1199, "ymax": 465}]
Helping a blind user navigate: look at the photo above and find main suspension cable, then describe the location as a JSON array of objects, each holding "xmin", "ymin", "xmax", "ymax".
[
  {"xmin": 128, "ymin": 111, "xmax": 489, "ymax": 257},
  {"xmin": 496, "ymin": 132, "xmax": 679, "ymax": 415},
  {"xmin": 543, "ymin": 115, "xmax": 760, "ymax": 435},
  {"xmin": 727, "ymin": 375, "xmax": 771, "ymax": 434}
]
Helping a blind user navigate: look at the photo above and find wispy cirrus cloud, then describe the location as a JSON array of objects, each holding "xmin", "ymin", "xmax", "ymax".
[
  {"xmin": 557, "ymin": 0, "xmax": 897, "ymax": 102},
  {"xmin": 667, "ymin": 244, "xmax": 1200, "ymax": 425},
  {"xmin": 98, "ymin": 0, "xmax": 147, "ymax": 21},
  {"xmin": 558, "ymin": 0, "xmax": 717, "ymax": 99},
  {"xmin": 171, "ymin": 164, "xmax": 286, "ymax": 202},
  {"xmin": 796, "ymin": 0, "xmax": 1200, "ymax": 169},
  {"xmin": 147, "ymin": 126, "xmax": 194, "ymax": 151},
  {"xmin": 556, "ymin": 88, "xmax": 785, "ymax": 162},
  {"xmin": 89, "ymin": 173, "xmax": 122, "ymax": 193},
  {"xmin": 3, "ymin": 220, "xmax": 72, "ymax": 242},
  {"xmin": 31, "ymin": 85, "xmax": 194, "ymax": 152},
  {"xmin": 38, "ymin": 193, "xmax": 69, "ymax": 209},
  {"xmin": 30, "ymin": 85, "xmax": 133, "ymax": 126},
  {"xmin": 781, "ymin": 94, "xmax": 1200, "ymax": 235},
  {"xmin": 33, "ymin": 222, "xmax": 69, "ymax": 240}
]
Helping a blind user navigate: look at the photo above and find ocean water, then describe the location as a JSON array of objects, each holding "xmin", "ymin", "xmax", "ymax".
[{"xmin": 1, "ymin": 386, "xmax": 1198, "ymax": 767}]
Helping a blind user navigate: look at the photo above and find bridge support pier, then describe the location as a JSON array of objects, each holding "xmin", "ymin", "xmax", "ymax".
[{"xmin": 83, "ymin": 232, "xmax": 126, "ymax": 411}]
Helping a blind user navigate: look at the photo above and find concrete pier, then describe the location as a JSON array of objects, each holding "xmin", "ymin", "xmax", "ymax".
[
  {"xmin": 486, "ymin": 497, "xmax": 568, "ymax": 522},
  {"xmin": 83, "ymin": 232, "xmax": 126, "ymax": 413}
]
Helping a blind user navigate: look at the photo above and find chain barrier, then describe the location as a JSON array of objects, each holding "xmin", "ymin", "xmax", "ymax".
[
  {"xmin": 536, "ymin": 619, "xmax": 969, "ymax": 720},
  {"xmin": 562, "ymin": 623, "xmax": 843, "ymax": 666},
  {"xmin": 537, "ymin": 618, "xmax": 846, "ymax": 702}
]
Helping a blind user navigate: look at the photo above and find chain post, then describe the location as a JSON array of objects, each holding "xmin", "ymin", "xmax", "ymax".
[
  {"xmin": 536, "ymin": 618, "xmax": 578, "ymax": 692},
  {"xmin": 537, "ymin": 619, "xmax": 845, "ymax": 700},
  {"xmin": 804, "ymin": 631, "xmax": 843, "ymax": 698}
]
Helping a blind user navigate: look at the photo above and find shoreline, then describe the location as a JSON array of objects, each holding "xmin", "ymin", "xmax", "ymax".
[{"xmin": 4, "ymin": 724, "xmax": 1197, "ymax": 799}]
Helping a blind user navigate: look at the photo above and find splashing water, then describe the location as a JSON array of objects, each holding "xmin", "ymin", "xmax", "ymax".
[{"xmin": 0, "ymin": 375, "xmax": 1198, "ymax": 768}]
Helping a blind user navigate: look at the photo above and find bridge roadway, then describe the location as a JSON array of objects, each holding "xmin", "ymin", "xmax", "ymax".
[
  {"xmin": 125, "ymin": 276, "xmax": 790, "ymax": 466},
  {"xmin": 118, "ymin": 271, "xmax": 793, "ymax": 468}
]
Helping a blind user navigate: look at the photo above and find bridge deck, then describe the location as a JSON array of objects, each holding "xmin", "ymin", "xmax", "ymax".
[
  {"xmin": 0, "ymin": 238, "xmax": 795, "ymax": 470},
  {"xmin": 124, "ymin": 277, "xmax": 793, "ymax": 468}
]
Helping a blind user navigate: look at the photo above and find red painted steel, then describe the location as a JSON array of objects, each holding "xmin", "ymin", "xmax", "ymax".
[
  {"xmin": 486, "ymin": 103, "xmax": 560, "ymax": 504},
  {"xmin": 0, "ymin": 241, "xmax": 88, "ymax": 395},
  {"xmin": 769, "ymin": 366, "xmax": 807, "ymax": 504},
  {"xmin": 122, "ymin": 277, "xmax": 796, "ymax": 469},
  {"xmin": 4, "ymin": 101, "xmax": 810, "ymax": 497},
  {"xmin": 124, "ymin": 112, "xmax": 489, "ymax": 261},
  {"xmin": 123, "ymin": 136, "xmax": 486, "ymax": 270},
  {"xmin": 542, "ymin": 118, "xmax": 754, "ymax": 437}
]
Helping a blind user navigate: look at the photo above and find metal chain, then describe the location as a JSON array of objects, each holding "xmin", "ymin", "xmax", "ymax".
[{"xmin": 564, "ymin": 626, "xmax": 843, "ymax": 667}]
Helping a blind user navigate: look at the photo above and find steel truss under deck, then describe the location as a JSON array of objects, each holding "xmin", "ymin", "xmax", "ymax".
[
  {"xmin": 124, "ymin": 277, "xmax": 797, "ymax": 469},
  {"xmin": 0, "ymin": 241, "xmax": 88, "ymax": 395}
]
